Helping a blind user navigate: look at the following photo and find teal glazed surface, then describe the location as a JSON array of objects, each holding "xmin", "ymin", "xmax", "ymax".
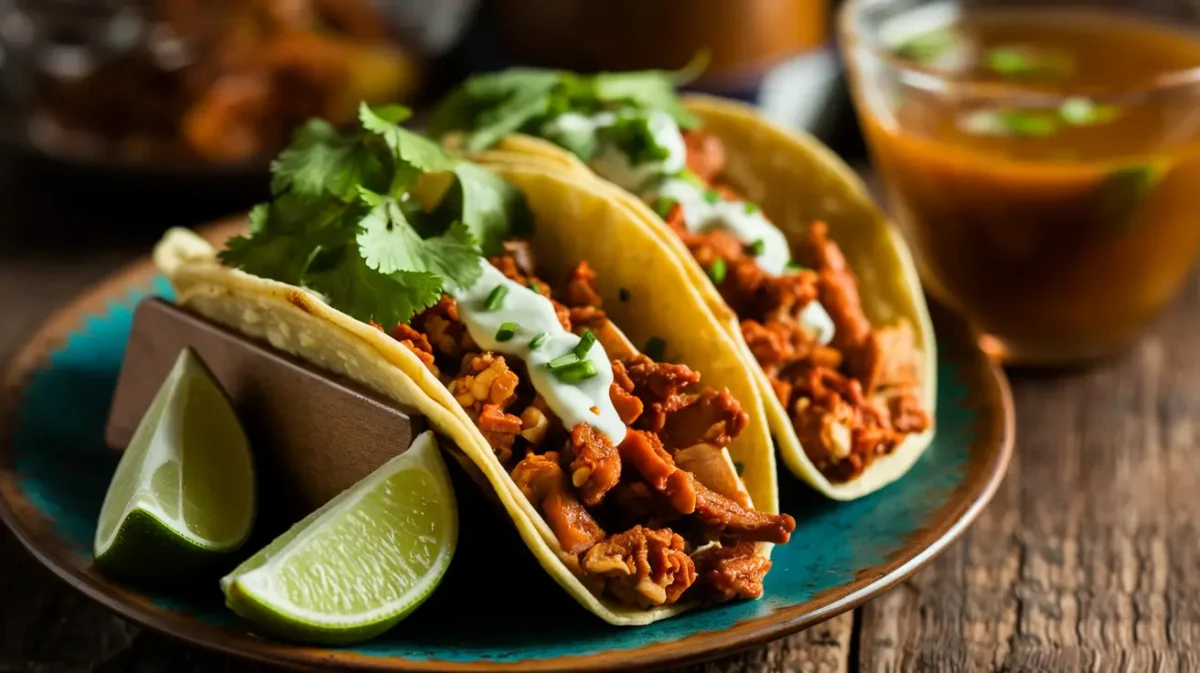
[{"xmin": 3, "ymin": 273, "xmax": 995, "ymax": 668}]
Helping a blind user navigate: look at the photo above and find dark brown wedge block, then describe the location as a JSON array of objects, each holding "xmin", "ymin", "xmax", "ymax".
[{"xmin": 105, "ymin": 297, "xmax": 426, "ymax": 518}]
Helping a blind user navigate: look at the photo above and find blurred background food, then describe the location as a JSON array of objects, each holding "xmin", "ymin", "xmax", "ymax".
[
  {"xmin": 0, "ymin": 0, "xmax": 431, "ymax": 168},
  {"xmin": 0, "ymin": 0, "xmax": 845, "ymax": 178}
]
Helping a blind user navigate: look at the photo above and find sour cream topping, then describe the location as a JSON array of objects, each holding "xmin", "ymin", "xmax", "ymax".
[
  {"xmin": 450, "ymin": 261, "xmax": 627, "ymax": 444},
  {"xmin": 540, "ymin": 109, "xmax": 836, "ymax": 346}
]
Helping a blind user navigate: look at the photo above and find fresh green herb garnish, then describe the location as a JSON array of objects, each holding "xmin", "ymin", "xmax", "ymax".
[
  {"xmin": 708, "ymin": 258, "xmax": 727, "ymax": 284},
  {"xmin": 546, "ymin": 351, "xmax": 581, "ymax": 370},
  {"xmin": 573, "ymin": 329, "xmax": 597, "ymax": 359},
  {"xmin": 495, "ymin": 322, "xmax": 519, "ymax": 342},
  {"xmin": 985, "ymin": 46, "xmax": 1073, "ymax": 79},
  {"xmin": 527, "ymin": 279, "xmax": 540, "ymax": 293},
  {"xmin": 619, "ymin": 287, "xmax": 632, "ymax": 302},
  {"xmin": 428, "ymin": 57, "xmax": 705, "ymax": 153},
  {"xmin": 1093, "ymin": 163, "xmax": 1166, "ymax": 234},
  {"xmin": 747, "ymin": 239, "xmax": 766, "ymax": 256},
  {"xmin": 596, "ymin": 111, "xmax": 672, "ymax": 166},
  {"xmin": 703, "ymin": 190, "xmax": 720, "ymax": 205},
  {"xmin": 220, "ymin": 103, "xmax": 529, "ymax": 327},
  {"xmin": 895, "ymin": 28, "xmax": 959, "ymax": 64},
  {"xmin": 529, "ymin": 332, "xmax": 549, "ymax": 349},
  {"xmin": 653, "ymin": 197, "xmax": 677, "ymax": 219},
  {"xmin": 1059, "ymin": 97, "xmax": 1121, "ymax": 127},
  {"xmin": 785, "ymin": 260, "xmax": 807, "ymax": 272},
  {"xmin": 643, "ymin": 336, "xmax": 666, "ymax": 362},
  {"xmin": 551, "ymin": 359, "xmax": 599, "ymax": 384},
  {"xmin": 962, "ymin": 110, "xmax": 1059, "ymax": 138},
  {"xmin": 678, "ymin": 169, "xmax": 706, "ymax": 188},
  {"xmin": 484, "ymin": 285, "xmax": 508, "ymax": 311},
  {"xmin": 744, "ymin": 202, "xmax": 760, "ymax": 215}
]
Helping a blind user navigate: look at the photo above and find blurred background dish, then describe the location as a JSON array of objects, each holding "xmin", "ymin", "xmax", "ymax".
[
  {"xmin": 840, "ymin": 0, "xmax": 1200, "ymax": 366},
  {"xmin": 0, "ymin": 0, "xmax": 848, "ymax": 186},
  {"xmin": 0, "ymin": 0, "xmax": 479, "ymax": 179}
]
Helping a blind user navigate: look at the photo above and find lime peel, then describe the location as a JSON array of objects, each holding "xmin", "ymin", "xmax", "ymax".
[
  {"xmin": 94, "ymin": 347, "xmax": 255, "ymax": 583},
  {"xmin": 220, "ymin": 430, "xmax": 457, "ymax": 645}
]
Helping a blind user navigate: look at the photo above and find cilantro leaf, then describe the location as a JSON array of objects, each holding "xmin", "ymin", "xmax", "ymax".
[
  {"xmin": 448, "ymin": 162, "xmax": 533, "ymax": 255},
  {"xmin": 270, "ymin": 119, "xmax": 373, "ymax": 201},
  {"xmin": 359, "ymin": 103, "xmax": 458, "ymax": 178},
  {"xmin": 597, "ymin": 112, "xmax": 671, "ymax": 165},
  {"xmin": 219, "ymin": 195, "xmax": 357, "ymax": 284},
  {"xmin": 218, "ymin": 100, "xmax": 532, "ymax": 328},
  {"xmin": 306, "ymin": 245, "xmax": 444, "ymax": 327},
  {"xmin": 592, "ymin": 71, "xmax": 698, "ymax": 128},
  {"xmin": 429, "ymin": 65, "xmax": 701, "ymax": 150},
  {"xmin": 355, "ymin": 191, "xmax": 484, "ymax": 290}
]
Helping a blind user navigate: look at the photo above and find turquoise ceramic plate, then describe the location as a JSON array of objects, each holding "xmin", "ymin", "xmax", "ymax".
[{"xmin": 0, "ymin": 229, "xmax": 1013, "ymax": 672}]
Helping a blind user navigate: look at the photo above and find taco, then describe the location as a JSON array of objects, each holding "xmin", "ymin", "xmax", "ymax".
[
  {"xmin": 153, "ymin": 103, "xmax": 795, "ymax": 626},
  {"xmin": 430, "ymin": 68, "xmax": 937, "ymax": 501}
]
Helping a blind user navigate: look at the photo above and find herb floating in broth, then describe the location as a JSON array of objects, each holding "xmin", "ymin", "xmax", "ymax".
[
  {"xmin": 1059, "ymin": 98, "xmax": 1121, "ymax": 127},
  {"xmin": 1092, "ymin": 163, "xmax": 1167, "ymax": 234},
  {"xmin": 895, "ymin": 28, "xmax": 961, "ymax": 64},
  {"xmin": 985, "ymin": 46, "xmax": 1075, "ymax": 79},
  {"xmin": 961, "ymin": 110, "xmax": 1060, "ymax": 138},
  {"xmin": 961, "ymin": 97, "xmax": 1123, "ymax": 139}
]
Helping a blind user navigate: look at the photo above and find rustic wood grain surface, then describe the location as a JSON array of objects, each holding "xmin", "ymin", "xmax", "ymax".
[{"xmin": 2, "ymin": 158, "xmax": 1199, "ymax": 673}]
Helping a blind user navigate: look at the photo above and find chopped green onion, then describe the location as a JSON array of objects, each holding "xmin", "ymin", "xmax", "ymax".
[
  {"xmin": 573, "ymin": 329, "xmax": 597, "ymax": 359},
  {"xmin": 495, "ymin": 322, "xmax": 519, "ymax": 342},
  {"xmin": 895, "ymin": 28, "xmax": 958, "ymax": 64},
  {"xmin": 484, "ymin": 285, "xmax": 508, "ymax": 311},
  {"xmin": 678, "ymin": 169, "xmax": 706, "ymax": 187},
  {"xmin": 529, "ymin": 332, "xmax": 549, "ymax": 349},
  {"xmin": 708, "ymin": 257, "xmax": 727, "ymax": 284},
  {"xmin": 986, "ymin": 48, "xmax": 1033, "ymax": 76},
  {"xmin": 551, "ymin": 359, "xmax": 599, "ymax": 384},
  {"xmin": 985, "ymin": 46, "xmax": 1073, "ymax": 79},
  {"xmin": 546, "ymin": 351, "xmax": 581, "ymax": 370},
  {"xmin": 653, "ymin": 197, "xmax": 677, "ymax": 219},
  {"xmin": 644, "ymin": 336, "xmax": 666, "ymax": 362},
  {"xmin": 734, "ymin": 461, "xmax": 745, "ymax": 476},
  {"xmin": 744, "ymin": 202, "xmax": 760, "ymax": 215},
  {"xmin": 1060, "ymin": 97, "xmax": 1121, "ymax": 127},
  {"xmin": 527, "ymin": 279, "xmax": 540, "ymax": 294},
  {"xmin": 961, "ymin": 110, "xmax": 1059, "ymax": 138},
  {"xmin": 703, "ymin": 190, "xmax": 720, "ymax": 204},
  {"xmin": 747, "ymin": 239, "xmax": 765, "ymax": 256},
  {"xmin": 619, "ymin": 287, "xmax": 632, "ymax": 302},
  {"xmin": 785, "ymin": 260, "xmax": 808, "ymax": 272}
]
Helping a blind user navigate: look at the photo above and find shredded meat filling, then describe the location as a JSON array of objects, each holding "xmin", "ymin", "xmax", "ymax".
[
  {"xmin": 448, "ymin": 353, "xmax": 521, "ymax": 462},
  {"xmin": 568, "ymin": 424, "xmax": 622, "ymax": 507},
  {"xmin": 619, "ymin": 430, "xmax": 697, "ymax": 515},
  {"xmin": 691, "ymin": 541, "xmax": 772, "ymax": 603},
  {"xmin": 693, "ymin": 481, "xmax": 796, "ymax": 544},
  {"xmin": 668, "ymin": 130, "xmax": 933, "ymax": 482},
  {"xmin": 580, "ymin": 525, "xmax": 696, "ymax": 607},
  {"xmin": 384, "ymin": 250, "xmax": 793, "ymax": 609},
  {"xmin": 511, "ymin": 451, "xmax": 606, "ymax": 555}
]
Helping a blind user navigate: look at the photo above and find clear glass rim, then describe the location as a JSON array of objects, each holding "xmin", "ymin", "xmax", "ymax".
[{"xmin": 837, "ymin": 0, "xmax": 1200, "ymax": 106}]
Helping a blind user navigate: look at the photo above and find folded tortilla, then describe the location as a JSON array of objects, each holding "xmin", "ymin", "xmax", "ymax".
[
  {"xmin": 446, "ymin": 95, "xmax": 937, "ymax": 501},
  {"xmin": 154, "ymin": 163, "xmax": 781, "ymax": 625}
]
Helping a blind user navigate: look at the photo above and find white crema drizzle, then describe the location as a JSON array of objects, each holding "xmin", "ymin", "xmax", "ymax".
[{"xmin": 450, "ymin": 261, "xmax": 627, "ymax": 444}]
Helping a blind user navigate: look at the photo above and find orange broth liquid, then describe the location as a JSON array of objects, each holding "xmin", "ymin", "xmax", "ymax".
[{"xmin": 860, "ymin": 9, "xmax": 1200, "ymax": 364}]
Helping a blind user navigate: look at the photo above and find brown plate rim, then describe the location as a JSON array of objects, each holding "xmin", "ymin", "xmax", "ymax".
[{"xmin": 0, "ymin": 220, "xmax": 1015, "ymax": 673}]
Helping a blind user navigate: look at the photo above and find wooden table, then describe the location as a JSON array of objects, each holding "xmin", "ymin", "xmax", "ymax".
[{"xmin": 2, "ymin": 158, "xmax": 1199, "ymax": 672}]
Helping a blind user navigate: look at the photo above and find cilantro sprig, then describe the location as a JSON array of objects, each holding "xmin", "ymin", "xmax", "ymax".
[
  {"xmin": 219, "ymin": 103, "xmax": 531, "ymax": 327},
  {"xmin": 428, "ymin": 56, "xmax": 706, "ymax": 153}
]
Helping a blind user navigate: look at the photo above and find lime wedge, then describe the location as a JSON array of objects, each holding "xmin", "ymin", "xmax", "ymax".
[
  {"xmin": 220, "ymin": 430, "xmax": 457, "ymax": 645},
  {"xmin": 94, "ymin": 347, "xmax": 255, "ymax": 583}
]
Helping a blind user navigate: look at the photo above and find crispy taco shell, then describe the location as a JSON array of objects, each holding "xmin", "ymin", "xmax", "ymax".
[
  {"xmin": 154, "ymin": 163, "xmax": 779, "ymax": 625},
  {"xmin": 450, "ymin": 95, "xmax": 937, "ymax": 501}
]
